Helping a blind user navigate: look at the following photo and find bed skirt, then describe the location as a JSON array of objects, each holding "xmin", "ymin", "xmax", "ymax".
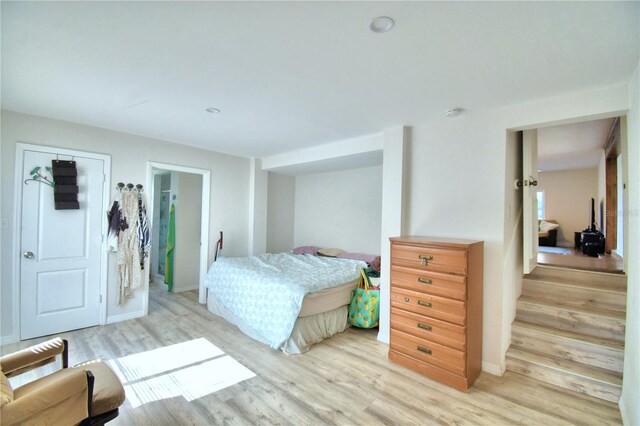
[{"xmin": 207, "ymin": 292, "xmax": 350, "ymax": 354}]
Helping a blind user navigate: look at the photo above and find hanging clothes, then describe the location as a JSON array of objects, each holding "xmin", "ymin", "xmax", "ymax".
[
  {"xmin": 164, "ymin": 203, "xmax": 176, "ymax": 292},
  {"xmin": 117, "ymin": 191, "xmax": 142, "ymax": 304},
  {"xmin": 106, "ymin": 191, "xmax": 127, "ymax": 252},
  {"xmin": 108, "ymin": 187, "xmax": 152, "ymax": 305},
  {"xmin": 136, "ymin": 192, "xmax": 151, "ymax": 270}
]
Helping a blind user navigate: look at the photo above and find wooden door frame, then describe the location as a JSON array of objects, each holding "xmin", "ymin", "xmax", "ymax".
[
  {"xmin": 13, "ymin": 143, "xmax": 111, "ymax": 340},
  {"xmin": 146, "ymin": 162, "xmax": 211, "ymax": 311}
]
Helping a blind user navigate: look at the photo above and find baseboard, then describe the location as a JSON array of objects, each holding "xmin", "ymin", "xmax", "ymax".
[
  {"xmin": 0, "ymin": 333, "xmax": 19, "ymax": 345},
  {"xmin": 619, "ymin": 394, "xmax": 634, "ymax": 426},
  {"xmin": 482, "ymin": 361, "xmax": 505, "ymax": 376},
  {"xmin": 377, "ymin": 329, "xmax": 390, "ymax": 344},
  {"xmin": 106, "ymin": 310, "xmax": 145, "ymax": 324},
  {"xmin": 172, "ymin": 285, "xmax": 199, "ymax": 293},
  {"xmin": 151, "ymin": 274, "xmax": 165, "ymax": 285}
]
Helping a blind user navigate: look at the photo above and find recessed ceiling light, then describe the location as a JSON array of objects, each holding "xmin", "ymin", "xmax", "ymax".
[
  {"xmin": 370, "ymin": 16, "xmax": 395, "ymax": 33},
  {"xmin": 445, "ymin": 108, "xmax": 463, "ymax": 118},
  {"xmin": 205, "ymin": 107, "xmax": 221, "ymax": 114}
]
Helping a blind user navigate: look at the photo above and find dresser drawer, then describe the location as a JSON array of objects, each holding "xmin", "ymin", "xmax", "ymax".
[
  {"xmin": 391, "ymin": 265, "xmax": 466, "ymax": 301},
  {"xmin": 390, "ymin": 329, "xmax": 466, "ymax": 376},
  {"xmin": 390, "ymin": 288, "xmax": 466, "ymax": 326},
  {"xmin": 390, "ymin": 307, "xmax": 466, "ymax": 351},
  {"xmin": 391, "ymin": 244, "xmax": 467, "ymax": 275}
]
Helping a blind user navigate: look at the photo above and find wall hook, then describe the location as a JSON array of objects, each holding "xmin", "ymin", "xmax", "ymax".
[{"xmin": 24, "ymin": 166, "xmax": 56, "ymax": 188}]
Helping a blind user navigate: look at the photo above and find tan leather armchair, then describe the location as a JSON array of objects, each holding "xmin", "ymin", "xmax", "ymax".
[{"xmin": 0, "ymin": 338, "xmax": 125, "ymax": 426}]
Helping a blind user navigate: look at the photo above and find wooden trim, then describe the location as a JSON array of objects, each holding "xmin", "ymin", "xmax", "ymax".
[
  {"xmin": 603, "ymin": 117, "xmax": 620, "ymax": 158},
  {"xmin": 466, "ymin": 242, "xmax": 484, "ymax": 386}
]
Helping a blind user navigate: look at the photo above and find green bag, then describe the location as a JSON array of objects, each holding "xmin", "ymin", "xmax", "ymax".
[{"xmin": 348, "ymin": 269, "xmax": 380, "ymax": 328}]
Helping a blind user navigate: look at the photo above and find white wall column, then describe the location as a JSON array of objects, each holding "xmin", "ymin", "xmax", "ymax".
[
  {"xmin": 249, "ymin": 158, "xmax": 268, "ymax": 255},
  {"xmin": 377, "ymin": 126, "xmax": 408, "ymax": 344}
]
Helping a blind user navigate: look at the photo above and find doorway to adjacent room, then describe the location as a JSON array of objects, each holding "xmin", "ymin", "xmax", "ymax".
[
  {"xmin": 522, "ymin": 117, "xmax": 626, "ymax": 275},
  {"xmin": 146, "ymin": 162, "xmax": 210, "ymax": 314}
]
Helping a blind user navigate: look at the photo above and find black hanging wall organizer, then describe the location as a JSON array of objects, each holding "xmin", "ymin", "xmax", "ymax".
[{"xmin": 52, "ymin": 159, "xmax": 79, "ymax": 210}]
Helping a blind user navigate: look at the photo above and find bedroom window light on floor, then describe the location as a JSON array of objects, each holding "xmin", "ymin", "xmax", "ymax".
[
  {"xmin": 105, "ymin": 338, "xmax": 255, "ymax": 407},
  {"xmin": 537, "ymin": 190, "xmax": 545, "ymax": 220}
]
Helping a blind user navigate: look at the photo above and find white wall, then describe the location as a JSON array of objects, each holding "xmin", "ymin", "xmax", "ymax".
[
  {"xmin": 407, "ymin": 113, "xmax": 507, "ymax": 373},
  {"xmin": 294, "ymin": 165, "xmax": 382, "ymax": 254},
  {"xmin": 501, "ymin": 131, "xmax": 523, "ymax": 373},
  {"xmin": 538, "ymin": 168, "xmax": 599, "ymax": 246},
  {"xmin": 620, "ymin": 61, "xmax": 639, "ymax": 426},
  {"xmin": 377, "ymin": 126, "xmax": 407, "ymax": 344},
  {"xmin": 248, "ymin": 158, "xmax": 268, "ymax": 255},
  {"xmin": 266, "ymin": 172, "xmax": 295, "ymax": 253},
  {"xmin": 171, "ymin": 172, "xmax": 202, "ymax": 292},
  {"xmin": 0, "ymin": 110, "xmax": 251, "ymax": 342}
]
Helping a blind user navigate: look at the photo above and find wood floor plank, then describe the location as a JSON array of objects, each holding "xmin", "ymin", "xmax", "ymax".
[{"xmin": 1, "ymin": 283, "xmax": 623, "ymax": 425}]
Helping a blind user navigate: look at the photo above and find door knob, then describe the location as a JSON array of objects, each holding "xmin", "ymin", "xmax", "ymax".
[{"xmin": 23, "ymin": 251, "xmax": 34, "ymax": 259}]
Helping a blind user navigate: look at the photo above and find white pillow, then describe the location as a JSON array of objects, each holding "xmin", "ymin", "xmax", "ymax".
[{"xmin": 539, "ymin": 221, "xmax": 560, "ymax": 233}]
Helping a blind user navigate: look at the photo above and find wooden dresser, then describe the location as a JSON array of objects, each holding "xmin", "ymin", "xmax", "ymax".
[{"xmin": 388, "ymin": 236, "xmax": 483, "ymax": 391}]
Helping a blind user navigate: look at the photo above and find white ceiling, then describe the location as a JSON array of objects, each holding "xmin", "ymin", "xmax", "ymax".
[
  {"xmin": 538, "ymin": 118, "xmax": 614, "ymax": 171},
  {"xmin": 2, "ymin": 2, "xmax": 638, "ymax": 159}
]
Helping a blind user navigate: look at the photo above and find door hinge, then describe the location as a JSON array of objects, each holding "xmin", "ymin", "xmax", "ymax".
[
  {"xmin": 99, "ymin": 295, "xmax": 103, "ymax": 303},
  {"xmin": 515, "ymin": 177, "xmax": 538, "ymax": 189}
]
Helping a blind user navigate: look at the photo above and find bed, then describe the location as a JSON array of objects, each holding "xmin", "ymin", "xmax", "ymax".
[{"xmin": 203, "ymin": 252, "xmax": 367, "ymax": 354}]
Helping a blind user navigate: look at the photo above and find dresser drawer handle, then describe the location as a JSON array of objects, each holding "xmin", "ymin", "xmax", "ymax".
[
  {"xmin": 418, "ymin": 254, "xmax": 433, "ymax": 261},
  {"xmin": 417, "ymin": 277, "xmax": 432, "ymax": 284},
  {"xmin": 417, "ymin": 346, "xmax": 432, "ymax": 355},
  {"xmin": 417, "ymin": 300, "xmax": 432, "ymax": 308},
  {"xmin": 417, "ymin": 322, "xmax": 432, "ymax": 331},
  {"xmin": 403, "ymin": 297, "xmax": 410, "ymax": 303}
]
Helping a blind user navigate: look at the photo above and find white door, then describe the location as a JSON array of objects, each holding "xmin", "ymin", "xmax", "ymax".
[
  {"xmin": 523, "ymin": 129, "xmax": 539, "ymax": 274},
  {"xmin": 21, "ymin": 149, "xmax": 106, "ymax": 339}
]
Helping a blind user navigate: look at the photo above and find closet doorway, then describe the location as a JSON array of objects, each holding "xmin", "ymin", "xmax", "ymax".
[{"xmin": 146, "ymin": 162, "xmax": 210, "ymax": 314}]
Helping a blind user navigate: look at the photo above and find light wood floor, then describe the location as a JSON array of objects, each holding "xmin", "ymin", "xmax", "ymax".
[
  {"xmin": 538, "ymin": 247, "xmax": 624, "ymax": 274},
  {"xmin": 2, "ymin": 284, "xmax": 622, "ymax": 425}
]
